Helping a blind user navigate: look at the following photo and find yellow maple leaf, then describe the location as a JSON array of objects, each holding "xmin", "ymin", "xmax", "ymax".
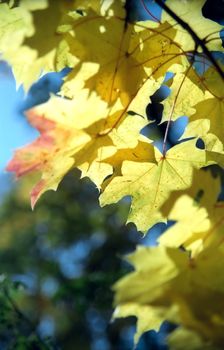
[
  {"xmin": 161, "ymin": 66, "xmax": 208, "ymax": 123},
  {"xmin": 58, "ymin": 0, "xmax": 147, "ymax": 106},
  {"xmin": 160, "ymin": 65, "xmax": 224, "ymax": 147},
  {"xmin": 7, "ymin": 76, "xmax": 159, "ymax": 207},
  {"xmin": 159, "ymin": 195, "xmax": 210, "ymax": 253},
  {"xmin": 113, "ymin": 246, "xmax": 188, "ymax": 341},
  {"xmin": 0, "ymin": 0, "xmax": 65, "ymax": 89},
  {"xmin": 6, "ymin": 108, "xmax": 90, "ymax": 208},
  {"xmin": 159, "ymin": 170, "xmax": 224, "ymax": 255},
  {"xmin": 0, "ymin": 0, "xmax": 91, "ymax": 90},
  {"xmin": 100, "ymin": 139, "xmax": 207, "ymax": 232},
  {"xmin": 168, "ymin": 327, "xmax": 220, "ymax": 350},
  {"xmin": 0, "ymin": 3, "xmax": 33, "ymax": 53},
  {"xmin": 181, "ymin": 119, "xmax": 224, "ymax": 167},
  {"xmin": 132, "ymin": 20, "xmax": 187, "ymax": 80},
  {"xmin": 190, "ymin": 65, "xmax": 224, "ymax": 144},
  {"xmin": 161, "ymin": 168, "xmax": 221, "ymax": 217},
  {"xmin": 162, "ymin": 0, "xmax": 223, "ymax": 52},
  {"xmin": 114, "ymin": 245, "xmax": 187, "ymax": 305},
  {"xmin": 114, "ymin": 245, "xmax": 224, "ymax": 347},
  {"xmin": 102, "ymin": 137, "xmax": 155, "ymax": 177},
  {"xmin": 114, "ymin": 303, "xmax": 165, "ymax": 345},
  {"xmin": 58, "ymin": 1, "xmax": 190, "ymax": 106}
]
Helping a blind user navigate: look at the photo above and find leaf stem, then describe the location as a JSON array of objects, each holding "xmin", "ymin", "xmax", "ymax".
[{"xmin": 140, "ymin": 0, "xmax": 161, "ymax": 23}]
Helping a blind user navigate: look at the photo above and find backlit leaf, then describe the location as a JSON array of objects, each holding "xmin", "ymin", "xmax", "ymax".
[{"xmin": 100, "ymin": 140, "xmax": 207, "ymax": 232}]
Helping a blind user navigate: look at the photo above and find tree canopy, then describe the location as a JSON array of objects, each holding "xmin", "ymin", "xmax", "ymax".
[{"xmin": 0, "ymin": 0, "xmax": 224, "ymax": 349}]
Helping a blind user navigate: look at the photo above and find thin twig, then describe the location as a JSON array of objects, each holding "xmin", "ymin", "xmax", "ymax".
[
  {"xmin": 140, "ymin": 0, "xmax": 161, "ymax": 23},
  {"xmin": 154, "ymin": 0, "xmax": 224, "ymax": 80}
]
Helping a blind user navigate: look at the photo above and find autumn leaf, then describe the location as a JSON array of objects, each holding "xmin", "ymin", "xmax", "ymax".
[
  {"xmin": 0, "ymin": 1, "xmax": 65, "ymax": 89},
  {"xmin": 161, "ymin": 64, "xmax": 224, "ymax": 158},
  {"xmin": 6, "ymin": 90, "xmax": 109, "ymax": 206},
  {"xmin": 162, "ymin": 0, "xmax": 224, "ymax": 52},
  {"xmin": 100, "ymin": 139, "xmax": 207, "ymax": 232},
  {"xmin": 161, "ymin": 167, "xmax": 221, "ymax": 217},
  {"xmin": 190, "ymin": 65, "xmax": 224, "ymax": 144},
  {"xmin": 114, "ymin": 303, "xmax": 165, "ymax": 345},
  {"xmin": 131, "ymin": 20, "xmax": 187, "ymax": 80},
  {"xmin": 0, "ymin": 3, "xmax": 33, "ymax": 53},
  {"xmin": 7, "ymin": 75, "xmax": 161, "ymax": 207},
  {"xmin": 159, "ymin": 194, "xmax": 211, "ymax": 254},
  {"xmin": 2, "ymin": 0, "xmax": 224, "ymax": 348},
  {"xmin": 58, "ymin": 1, "xmax": 194, "ymax": 106},
  {"xmin": 58, "ymin": 0, "xmax": 148, "ymax": 106},
  {"xmin": 161, "ymin": 65, "xmax": 208, "ymax": 123},
  {"xmin": 6, "ymin": 107, "xmax": 89, "ymax": 208},
  {"xmin": 114, "ymin": 245, "xmax": 224, "ymax": 347},
  {"xmin": 181, "ymin": 119, "xmax": 224, "ymax": 167},
  {"xmin": 114, "ymin": 246, "xmax": 188, "ymax": 341},
  {"xmin": 159, "ymin": 183, "xmax": 224, "ymax": 255},
  {"xmin": 0, "ymin": 0, "xmax": 85, "ymax": 90},
  {"xmin": 168, "ymin": 327, "xmax": 220, "ymax": 350}
]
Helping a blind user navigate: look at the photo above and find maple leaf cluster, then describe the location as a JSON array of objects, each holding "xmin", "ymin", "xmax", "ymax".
[{"xmin": 1, "ymin": 0, "xmax": 224, "ymax": 348}]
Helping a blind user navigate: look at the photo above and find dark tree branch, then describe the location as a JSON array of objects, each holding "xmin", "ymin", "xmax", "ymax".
[{"xmin": 154, "ymin": 0, "xmax": 224, "ymax": 80}]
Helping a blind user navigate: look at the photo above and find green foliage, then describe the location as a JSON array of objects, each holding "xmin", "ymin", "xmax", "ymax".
[
  {"xmin": 0, "ymin": 277, "xmax": 50, "ymax": 349},
  {"xmin": 0, "ymin": 171, "xmax": 140, "ymax": 349}
]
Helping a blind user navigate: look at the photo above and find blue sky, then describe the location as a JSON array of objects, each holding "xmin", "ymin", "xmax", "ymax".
[
  {"xmin": 0, "ymin": 62, "xmax": 66, "ymax": 198},
  {"xmin": 0, "ymin": 62, "xmax": 38, "ymax": 172},
  {"xmin": 0, "ymin": 62, "xmax": 67, "ymax": 173}
]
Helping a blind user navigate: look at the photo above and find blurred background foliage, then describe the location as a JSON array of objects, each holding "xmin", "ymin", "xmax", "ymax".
[{"xmin": 0, "ymin": 170, "xmax": 171, "ymax": 350}]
